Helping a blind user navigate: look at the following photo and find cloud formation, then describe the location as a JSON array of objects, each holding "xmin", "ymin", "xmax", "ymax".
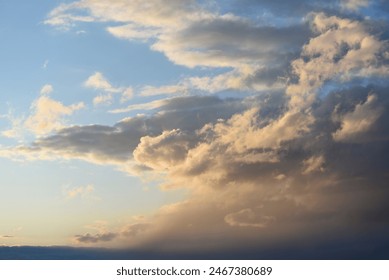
[
  {"xmin": 0, "ymin": 96, "xmax": 248, "ymax": 172},
  {"xmin": 2, "ymin": 0, "xmax": 387, "ymax": 255},
  {"xmin": 45, "ymin": 0, "xmax": 313, "ymax": 97}
]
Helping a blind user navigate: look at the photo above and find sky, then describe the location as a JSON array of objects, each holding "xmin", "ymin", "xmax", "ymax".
[{"xmin": 0, "ymin": 0, "xmax": 389, "ymax": 259}]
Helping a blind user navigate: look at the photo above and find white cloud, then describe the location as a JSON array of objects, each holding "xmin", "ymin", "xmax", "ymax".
[
  {"xmin": 44, "ymin": 2, "xmax": 96, "ymax": 29},
  {"xmin": 84, "ymin": 72, "xmax": 120, "ymax": 93}
]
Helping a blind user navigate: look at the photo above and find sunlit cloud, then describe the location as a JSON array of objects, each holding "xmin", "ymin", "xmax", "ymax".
[
  {"xmin": 1, "ymin": 85, "xmax": 85, "ymax": 139},
  {"xmin": 84, "ymin": 72, "xmax": 133, "ymax": 106}
]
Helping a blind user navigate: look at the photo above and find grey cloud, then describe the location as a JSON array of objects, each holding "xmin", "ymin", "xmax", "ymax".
[
  {"xmin": 245, "ymin": 66, "xmax": 289, "ymax": 88},
  {"xmin": 3, "ymin": 96, "xmax": 249, "ymax": 168},
  {"xmin": 46, "ymin": 0, "xmax": 312, "ymax": 71},
  {"xmin": 74, "ymin": 232, "xmax": 117, "ymax": 243},
  {"xmin": 153, "ymin": 16, "xmax": 311, "ymax": 67}
]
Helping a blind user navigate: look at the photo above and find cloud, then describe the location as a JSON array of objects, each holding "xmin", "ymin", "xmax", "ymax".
[
  {"xmin": 63, "ymin": 184, "xmax": 97, "ymax": 200},
  {"xmin": 302, "ymin": 155, "xmax": 325, "ymax": 174},
  {"xmin": 106, "ymin": 24, "xmax": 159, "ymax": 41},
  {"xmin": 93, "ymin": 94, "xmax": 113, "ymax": 106},
  {"xmin": 84, "ymin": 72, "xmax": 133, "ymax": 105},
  {"xmin": 140, "ymin": 85, "xmax": 188, "ymax": 97},
  {"xmin": 24, "ymin": 95, "xmax": 84, "ymax": 136},
  {"xmin": 332, "ymin": 94, "xmax": 383, "ymax": 142},
  {"xmin": 1, "ymin": 112, "xmax": 25, "ymax": 139},
  {"xmin": 110, "ymin": 99, "xmax": 169, "ymax": 114},
  {"xmin": 45, "ymin": 0, "xmax": 310, "ymax": 97},
  {"xmin": 2, "ymin": 85, "xmax": 85, "ymax": 138},
  {"xmin": 74, "ymin": 232, "xmax": 117, "ymax": 243},
  {"xmin": 0, "ymin": 96, "xmax": 247, "ymax": 172},
  {"xmin": 134, "ymin": 129, "xmax": 195, "ymax": 171},
  {"xmin": 341, "ymin": 0, "xmax": 370, "ymax": 11},
  {"xmin": 152, "ymin": 15, "xmax": 310, "ymax": 68},
  {"xmin": 120, "ymin": 88, "xmax": 134, "ymax": 103},
  {"xmin": 27, "ymin": 2, "xmax": 389, "ymax": 254},
  {"xmin": 124, "ymin": 12, "xmax": 389, "ymax": 190},
  {"xmin": 231, "ymin": 0, "xmax": 374, "ymax": 17},
  {"xmin": 111, "ymin": 14, "xmax": 389, "ymax": 250},
  {"xmin": 138, "ymin": 66, "xmax": 287, "ymax": 98},
  {"xmin": 40, "ymin": 84, "xmax": 53, "ymax": 95},
  {"xmin": 287, "ymin": 12, "xmax": 389, "ymax": 110},
  {"xmin": 43, "ymin": 0, "xmax": 307, "ymax": 68},
  {"xmin": 45, "ymin": 0, "xmax": 206, "ymax": 30},
  {"xmin": 84, "ymin": 72, "xmax": 120, "ymax": 93},
  {"xmin": 44, "ymin": 2, "xmax": 96, "ymax": 29},
  {"xmin": 121, "ymin": 223, "xmax": 151, "ymax": 237},
  {"xmin": 224, "ymin": 209, "xmax": 275, "ymax": 228}
]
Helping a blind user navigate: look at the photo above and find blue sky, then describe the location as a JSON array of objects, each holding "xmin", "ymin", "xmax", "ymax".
[{"xmin": 0, "ymin": 0, "xmax": 389, "ymax": 258}]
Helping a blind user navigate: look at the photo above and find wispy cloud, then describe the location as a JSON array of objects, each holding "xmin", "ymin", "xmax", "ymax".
[
  {"xmin": 109, "ymin": 99, "xmax": 168, "ymax": 114},
  {"xmin": 84, "ymin": 72, "xmax": 133, "ymax": 105},
  {"xmin": 63, "ymin": 184, "xmax": 99, "ymax": 200}
]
